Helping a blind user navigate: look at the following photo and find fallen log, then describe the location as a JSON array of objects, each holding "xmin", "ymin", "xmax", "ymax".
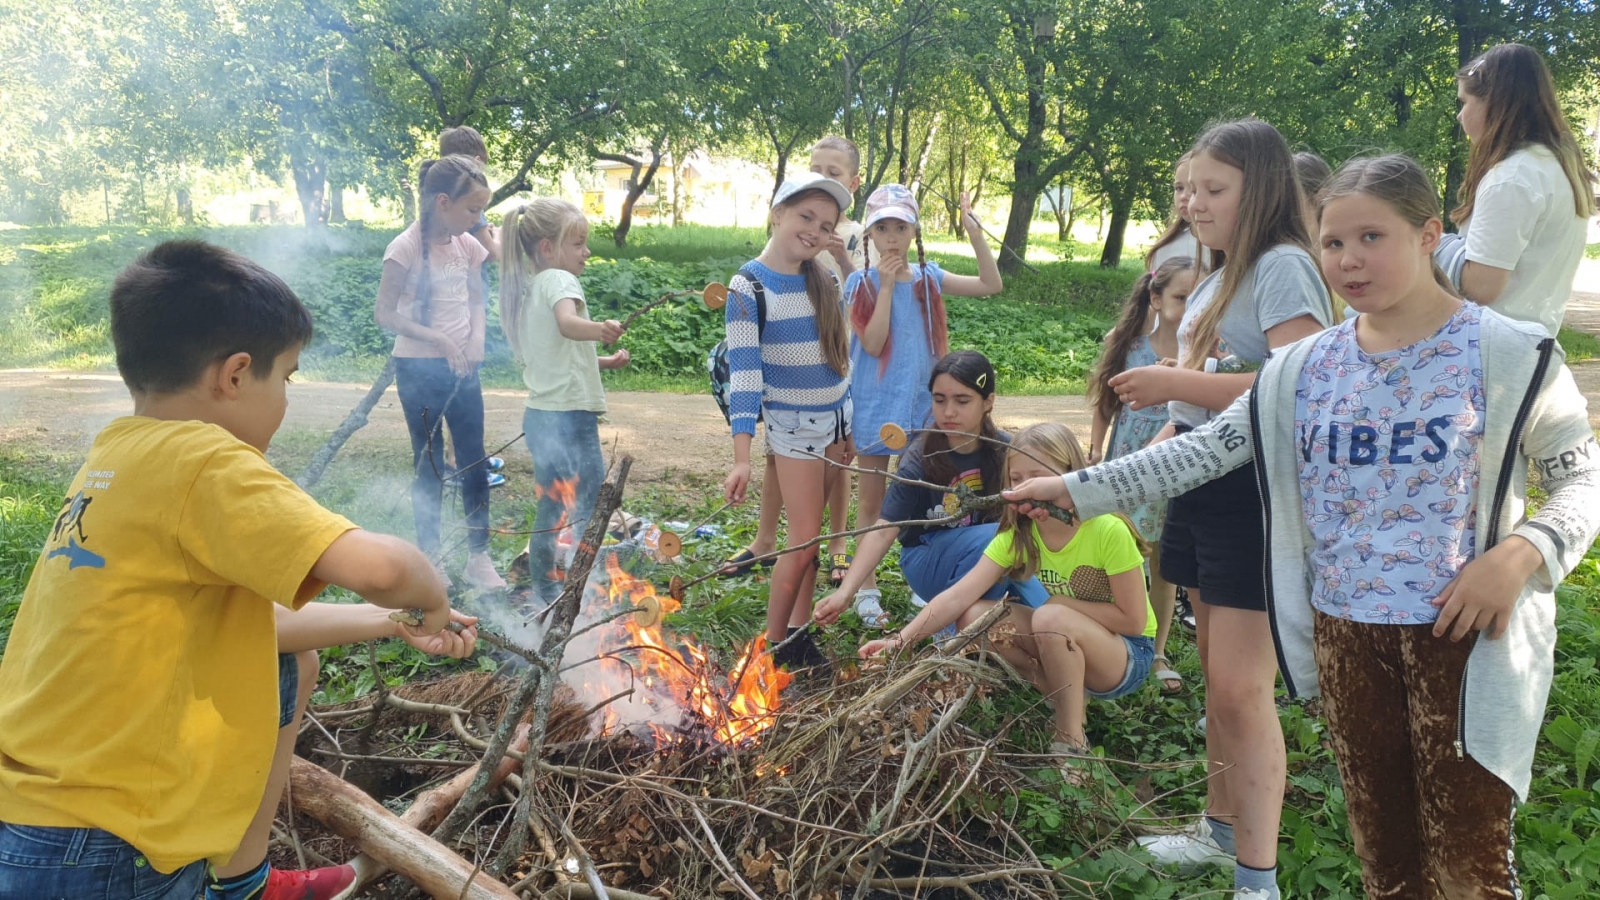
[
  {"xmin": 288, "ymin": 757, "xmax": 520, "ymax": 900},
  {"xmin": 346, "ymin": 725, "xmax": 532, "ymax": 893}
]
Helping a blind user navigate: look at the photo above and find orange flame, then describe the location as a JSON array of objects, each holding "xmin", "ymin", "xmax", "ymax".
[
  {"xmin": 536, "ymin": 477, "xmax": 580, "ymax": 530},
  {"xmin": 582, "ymin": 555, "xmax": 793, "ymax": 746}
]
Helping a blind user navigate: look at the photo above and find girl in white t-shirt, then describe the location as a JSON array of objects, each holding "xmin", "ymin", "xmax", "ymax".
[
  {"xmin": 1450, "ymin": 42, "xmax": 1595, "ymax": 337},
  {"xmin": 375, "ymin": 156, "xmax": 503, "ymax": 589},
  {"xmin": 1146, "ymin": 153, "xmax": 1209, "ymax": 272},
  {"xmin": 500, "ymin": 198, "xmax": 630, "ymax": 605}
]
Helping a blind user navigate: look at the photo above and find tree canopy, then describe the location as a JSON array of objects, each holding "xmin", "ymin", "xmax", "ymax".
[{"xmin": 1, "ymin": 0, "xmax": 1595, "ymax": 264}]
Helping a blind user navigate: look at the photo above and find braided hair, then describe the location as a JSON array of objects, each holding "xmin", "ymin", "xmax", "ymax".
[
  {"xmin": 850, "ymin": 221, "xmax": 948, "ymax": 376},
  {"xmin": 414, "ymin": 155, "xmax": 489, "ymax": 326}
]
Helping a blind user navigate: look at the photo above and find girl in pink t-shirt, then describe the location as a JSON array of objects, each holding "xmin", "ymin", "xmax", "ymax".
[{"xmin": 375, "ymin": 155, "xmax": 504, "ymax": 589}]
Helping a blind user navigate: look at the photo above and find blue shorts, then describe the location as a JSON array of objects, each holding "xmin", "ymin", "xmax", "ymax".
[
  {"xmin": 0, "ymin": 824, "xmax": 207, "ymax": 899},
  {"xmin": 1086, "ymin": 635, "xmax": 1156, "ymax": 701},
  {"xmin": 899, "ymin": 523, "xmax": 1049, "ymax": 608},
  {"xmin": 277, "ymin": 652, "xmax": 299, "ymax": 728}
]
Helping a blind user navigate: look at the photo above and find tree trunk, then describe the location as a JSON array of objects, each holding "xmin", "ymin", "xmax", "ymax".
[
  {"xmin": 600, "ymin": 140, "xmax": 664, "ymax": 248},
  {"xmin": 329, "ymin": 182, "xmax": 346, "ymax": 224},
  {"xmin": 1052, "ymin": 182, "xmax": 1069, "ymax": 242},
  {"xmin": 1098, "ymin": 190, "xmax": 1132, "ymax": 268},
  {"xmin": 400, "ymin": 177, "xmax": 416, "ymax": 225},
  {"xmin": 291, "ymin": 155, "xmax": 329, "ymax": 228},
  {"xmin": 770, "ymin": 149, "xmax": 790, "ymax": 209},
  {"xmin": 176, "ymin": 188, "xmax": 194, "ymax": 226}
]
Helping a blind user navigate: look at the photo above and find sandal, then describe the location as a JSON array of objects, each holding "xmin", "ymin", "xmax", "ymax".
[
  {"xmin": 827, "ymin": 552, "xmax": 853, "ymax": 586},
  {"xmin": 1049, "ymin": 740, "xmax": 1092, "ymax": 787},
  {"xmin": 717, "ymin": 547, "xmax": 774, "ymax": 578},
  {"xmin": 1153, "ymin": 655, "xmax": 1184, "ymax": 695}
]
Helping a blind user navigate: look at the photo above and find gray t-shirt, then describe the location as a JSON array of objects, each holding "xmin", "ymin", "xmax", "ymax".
[{"xmin": 1169, "ymin": 244, "xmax": 1333, "ymax": 428}]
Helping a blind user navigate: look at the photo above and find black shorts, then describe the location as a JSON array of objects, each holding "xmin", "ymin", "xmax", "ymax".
[{"xmin": 1159, "ymin": 459, "xmax": 1268, "ymax": 611}]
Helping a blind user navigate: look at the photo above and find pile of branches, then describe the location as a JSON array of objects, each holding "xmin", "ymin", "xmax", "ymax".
[{"xmin": 282, "ymin": 457, "xmax": 1186, "ymax": 899}]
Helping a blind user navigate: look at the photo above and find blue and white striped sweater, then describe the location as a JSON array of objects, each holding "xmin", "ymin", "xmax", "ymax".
[{"xmin": 724, "ymin": 261, "xmax": 850, "ymax": 437}]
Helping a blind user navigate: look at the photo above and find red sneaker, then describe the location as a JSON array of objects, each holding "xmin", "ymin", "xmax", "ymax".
[{"xmin": 259, "ymin": 864, "xmax": 358, "ymax": 900}]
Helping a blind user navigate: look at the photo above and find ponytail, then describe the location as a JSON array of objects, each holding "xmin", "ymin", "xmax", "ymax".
[{"xmin": 1089, "ymin": 257, "xmax": 1192, "ymax": 423}]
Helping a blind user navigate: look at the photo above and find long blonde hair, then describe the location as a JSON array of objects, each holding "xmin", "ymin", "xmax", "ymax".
[
  {"xmin": 1183, "ymin": 119, "xmax": 1319, "ymax": 369},
  {"xmin": 996, "ymin": 423, "xmax": 1149, "ymax": 582},
  {"xmin": 1453, "ymin": 43, "xmax": 1596, "ymax": 224},
  {"xmin": 1144, "ymin": 152, "xmax": 1196, "ymax": 270},
  {"xmin": 499, "ymin": 197, "xmax": 587, "ymax": 364},
  {"xmin": 770, "ymin": 187, "xmax": 850, "ymax": 376}
]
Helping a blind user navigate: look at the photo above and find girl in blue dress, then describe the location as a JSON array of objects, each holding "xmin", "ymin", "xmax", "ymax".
[{"xmin": 843, "ymin": 184, "xmax": 1003, "ymax": 623}]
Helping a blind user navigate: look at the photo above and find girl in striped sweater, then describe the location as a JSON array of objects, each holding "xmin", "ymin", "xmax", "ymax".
[{"xmin": 723, "ymin": 173, "xmax": 854, "ymax": 670}]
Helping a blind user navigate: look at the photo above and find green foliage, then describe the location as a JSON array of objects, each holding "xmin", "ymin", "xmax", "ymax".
[
  {"xmin": 1586, "ymin": 243, "xmax": 1600, "ymax": 261},
  {"xmin": 1557, "ymin": 326, "xmax": 1600, "ymax": 363},
  {"xmin": 0, "ymin": 460, "xmax": 63, "ymax": 656}
]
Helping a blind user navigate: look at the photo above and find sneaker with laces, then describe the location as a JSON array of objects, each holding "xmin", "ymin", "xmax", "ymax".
[
  {"xmin": 259, "ymin": 864, "xmax": 358, "ymax": 900},
  {"xmin": 1132, "ymin": 817, "xmax": 1236, "ymax": 874},
  {"xmin": 853, "ymin": 588, "xmax": 888, "ymax": 628}
]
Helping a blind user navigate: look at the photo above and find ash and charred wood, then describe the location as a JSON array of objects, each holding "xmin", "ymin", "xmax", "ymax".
[{"xmin": 287, "ymin": 757, "xmax": 520, "ymax": 900}]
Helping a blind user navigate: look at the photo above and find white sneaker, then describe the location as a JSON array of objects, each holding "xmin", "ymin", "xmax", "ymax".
[
  {"xmin": 1132, "ymin": 817, "xmax": 1235, "ymax": 874},
  {"xmin": 1234, "ymin": 890, "xmax": 1276, "ymax": 900},
  {"xmin": 910, "ymin": 592, "xmax": 928, "ymax": 607},
  {"xmin": 854, "ymin": 588, "xmax": 888, "ymax": 628}
]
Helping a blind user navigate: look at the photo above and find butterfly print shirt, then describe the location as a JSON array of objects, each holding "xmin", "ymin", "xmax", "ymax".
[{"xmin": 1294, "ymin": 304, "xmax": 1486, "ymax": 623}]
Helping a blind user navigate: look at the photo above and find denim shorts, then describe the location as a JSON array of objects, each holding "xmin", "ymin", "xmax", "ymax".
[
  {"xmin": 277, "ymin": 651, "xmax": 299, "ymax": 729},
  {"xmin": 1086, "ymin": 635, "xmax": 1156, "ymax": 701},
  {"xmin": 0, "ymin": 823, "xmax": 207, "ymax": 899}
]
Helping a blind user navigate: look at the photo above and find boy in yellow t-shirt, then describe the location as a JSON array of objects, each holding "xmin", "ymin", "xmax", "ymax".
[{"xmin": 0, "ymin": 241, "xmax": 474, "ymax": 900}]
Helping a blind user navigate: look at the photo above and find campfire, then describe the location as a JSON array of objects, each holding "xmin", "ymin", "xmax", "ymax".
[
  {"xmin": 578, "ymin": 554, "xmax": 791, "ymax": 746},
  {"xmin": 285, "ymin": 458, "xmax": 1150, "ymax": 900}
]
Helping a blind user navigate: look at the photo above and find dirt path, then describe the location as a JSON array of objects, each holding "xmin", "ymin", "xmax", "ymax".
[
  {"xmin": 0, "ymin": 369, "xmax": 1095, "ymax": 487},
  {"xmin": 7, "ymin": 359, "xmax": 1600, "ymax": 487}
]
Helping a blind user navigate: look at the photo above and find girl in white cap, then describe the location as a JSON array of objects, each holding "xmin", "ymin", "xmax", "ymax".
[
  {"xmin": 722, "ymin": 172, "xmax": 855, "ymax": 672},
  {"xmin": 843, "ymin": 185, "xmax": 1002, "ymax": 625}
]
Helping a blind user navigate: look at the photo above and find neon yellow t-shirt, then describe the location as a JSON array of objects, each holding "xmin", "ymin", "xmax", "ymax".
[
  {"xmin": 0, "ymin": 418, "xmax": 356, "ymax": 873},
  {"xmin": 983, "ymin": 515, "xmax": 1157, "ymax": 638}
]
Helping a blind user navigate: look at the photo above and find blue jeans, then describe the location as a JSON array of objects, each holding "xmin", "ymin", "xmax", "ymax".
[
  {"xmin": 899, "ymin": 523, "xmax": 1049, "ymax": 607},
  {"xmin": 395, "ymin": 357, "xmax": 491, "ymax": 555},
  {"xmin": 523, "ymin": 409, "xmax": 604, "ymax": 600},
  {"xmin": 0, "ymin": 824, "xmax": 205, "ymax": 899}
]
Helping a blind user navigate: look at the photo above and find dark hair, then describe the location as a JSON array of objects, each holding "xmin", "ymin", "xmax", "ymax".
[
  {"xmin": 439, "ymin": 126, "xmax": 488, "ymax": 160},
  {"xmin": 414, "ymin": 155, "xmax": 489, "ymax": 325},
  {"xmin": 1293, "ymin": 152, "xmax": 1333, "ymax": 200},
  {"xmin": 1184, "ymin": 118, "xmax": 1315, "ymax": 368},
  {"xmin": 1088, "ymin": 256, "xmax": 1194, "ymax": 423},
  {"xmin": 1319, "ymin": 154, "xmax": 1457, "ymax": 295},
  {"xmin": 110, "ymin": 240, "xmax": 313, "ymax": 394},
  {"xmin": 1454, "ymin": 43, "xmax": 1595, "ymax": 223},
  {"xmin": 920, "ymin": 350, "xmax": 1003, "ymax": 492}
]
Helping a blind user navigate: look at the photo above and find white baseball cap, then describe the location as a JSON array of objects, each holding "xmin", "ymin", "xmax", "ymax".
[{"xmin": 771, "ymin": 172, "xmax": 853, "ymax": 212}]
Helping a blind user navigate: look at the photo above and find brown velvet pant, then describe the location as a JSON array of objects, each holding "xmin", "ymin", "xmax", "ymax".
[{"xmin": 1314, "ymin": 612, "xmax": 1523, "ymax": 900}]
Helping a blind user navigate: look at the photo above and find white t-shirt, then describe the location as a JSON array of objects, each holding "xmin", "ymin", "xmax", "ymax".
[
  {"xmin": 519, "ymin": 269, "xmax": 607, "ymax": 414},
  {"xmin": 815, "ymin": 219, "xmax": 866, "ymax": 284},
  {"xmin": 1148, "ymin": 225, "xmax": 1211, "ymax": 272},
  {"xmin": 1460, "ymin": 144, "xmax": 1588, "ymax": 338}
]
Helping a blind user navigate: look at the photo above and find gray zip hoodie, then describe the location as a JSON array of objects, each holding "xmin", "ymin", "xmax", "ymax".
[{"xmin": 1062, "ymin": 307, "xmax": 1600, "ymax": 799}]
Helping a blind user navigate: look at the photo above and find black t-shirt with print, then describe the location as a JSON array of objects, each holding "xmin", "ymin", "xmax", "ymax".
[{"xmin": 881, "ymin": 431, "xmax": 1011, "ymax": 547}]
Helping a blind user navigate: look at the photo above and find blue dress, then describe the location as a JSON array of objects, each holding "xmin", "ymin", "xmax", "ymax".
[
  {"xmin": 846, "ymin": 262, "xmax": 945, "ymax": 456},
  {"xmin": 1104, "ymin": 335, "xmax": 1169, "ymax": 542}
]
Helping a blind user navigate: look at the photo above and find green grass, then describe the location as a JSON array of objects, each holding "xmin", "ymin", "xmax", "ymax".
[
  {"xmin": 1585, "ymin": 242, "xmax": 1600, "ymax": 261},
  {"xmin": 1559, "ymin": 326, "xmax": 1600, "ymax": 362}
]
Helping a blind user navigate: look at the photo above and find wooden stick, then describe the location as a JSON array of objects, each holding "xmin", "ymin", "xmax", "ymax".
[
  {"xmin": 344, "ymin": 725, "xmax": 532, "ymax": 893},
  {"xmin": 617, "ymin": 288, "xmax": 699, "ymax": 333},
  {"xmin": 287, "ymin": 757, "xmax": 521, "ymax": 900},
  {"xmin": 297, "ymin": 356, "xmax": 396, "ymax": 489}
]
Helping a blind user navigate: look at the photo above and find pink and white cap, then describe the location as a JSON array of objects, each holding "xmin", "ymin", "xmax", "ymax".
[{"xmin": 863, "ymin": 183, "xmax": 919, "ymax": 230}]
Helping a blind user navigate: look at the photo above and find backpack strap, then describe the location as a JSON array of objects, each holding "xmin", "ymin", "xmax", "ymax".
[{"xmin": 736, "ymin": 264, "xmax": 768, "ymax": 340}]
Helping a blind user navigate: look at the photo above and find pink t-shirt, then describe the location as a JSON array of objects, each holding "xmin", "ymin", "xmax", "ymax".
[{"xmin": 383, "ymin": 224, "xmax": 490, "ymax": 358}]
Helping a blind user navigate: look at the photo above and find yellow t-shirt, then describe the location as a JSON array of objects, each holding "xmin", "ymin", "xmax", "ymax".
[
  {"xmin": 0, "ymin": 418, "xmax": 356, "ymax": 873},
  {"xmin": 983, "ymin": 515, "xmax": 1157, "ymax": 638}
]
